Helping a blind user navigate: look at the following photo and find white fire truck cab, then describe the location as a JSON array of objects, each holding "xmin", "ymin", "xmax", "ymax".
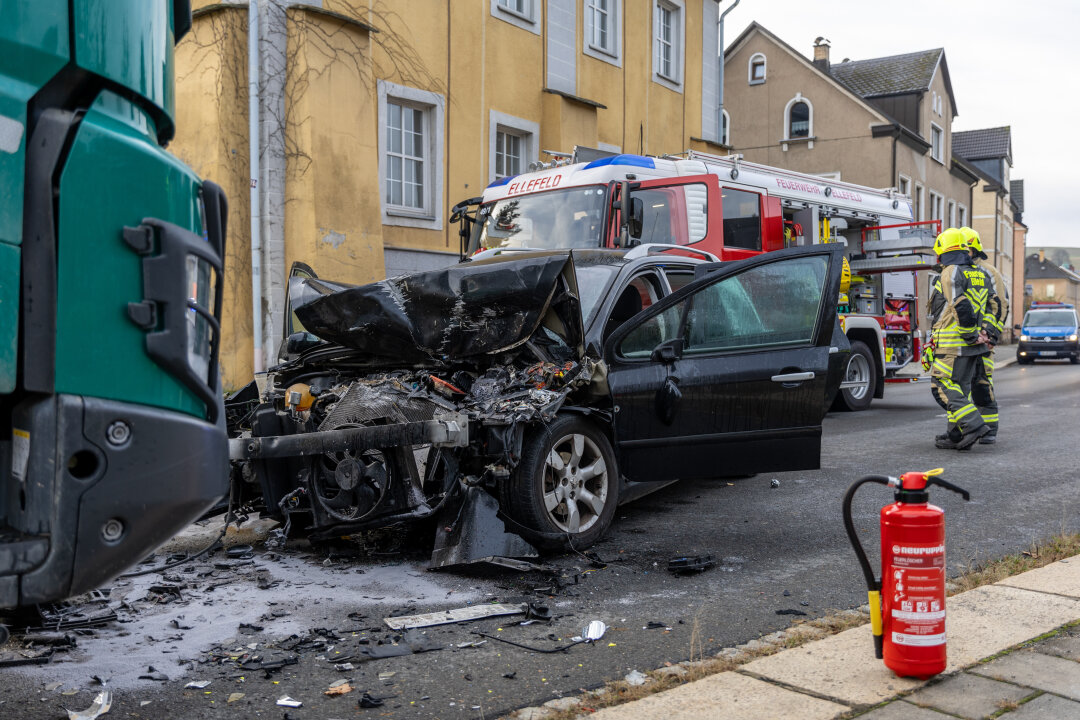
[{"xmin": 451, "ymin": 148, "xmax": 941, "ymax": 411}]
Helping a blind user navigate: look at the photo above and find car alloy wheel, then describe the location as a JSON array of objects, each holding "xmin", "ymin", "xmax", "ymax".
[{"xmin": 542, "ymin": 433, "xmax": 609, "ymax": 534}]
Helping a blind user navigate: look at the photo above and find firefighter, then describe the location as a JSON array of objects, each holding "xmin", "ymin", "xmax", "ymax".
[
  {"xmin": 926, "ymin": 227, "xmax": 992, "ymax": 450},
  {"xmin": 960, "ymin": 226, "xmax": 1007, "ymax": 443}
]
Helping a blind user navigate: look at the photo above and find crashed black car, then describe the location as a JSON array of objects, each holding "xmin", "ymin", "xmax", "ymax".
[{"xmin": 225, "ymin": 244, "xmax": 845, "ymax": 566}]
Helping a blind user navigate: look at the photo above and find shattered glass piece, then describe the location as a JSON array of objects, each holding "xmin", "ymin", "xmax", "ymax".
[
  {"xmin": 624, "ymin": 670, "xmax": 647, "ymax": 686},
  {"xmin": 66, "ymin": 690, "xmax": 112, "ymax": 720}
]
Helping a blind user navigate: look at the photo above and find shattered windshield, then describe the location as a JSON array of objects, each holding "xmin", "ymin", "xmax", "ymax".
[
  {"xmin": 474, "ymin": 186, "xmax": 608, "ymax": 252},
  {"xmin": 1025, "ymin": 310, "xmax": 1076, "ymax": 327},
  {"xmin": 574, "ymin": 264, "xmax": 622, "ymax": 327}
]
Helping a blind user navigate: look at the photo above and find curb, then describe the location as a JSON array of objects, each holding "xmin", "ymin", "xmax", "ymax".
[{"xmin": 511, "ymin": 558, "xmax": 1080, "ymax": 720}]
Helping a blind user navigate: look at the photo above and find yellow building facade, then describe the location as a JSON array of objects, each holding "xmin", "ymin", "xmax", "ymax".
[{"xmin": 171, "ymin": 0, "xmax": 725, "ymax": 390}]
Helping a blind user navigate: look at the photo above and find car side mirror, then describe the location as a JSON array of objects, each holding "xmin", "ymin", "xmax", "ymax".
[
  {"xmin": 651, "ymin": 338, "xmax": 683, "ymax": 363},
  {"xmin": 1013, "ymin": 324, "xmax": 1022, "ymax": 331},
  {"xmin": 279, "ymin": 331, "xmax": 322, "ymax": 361}
]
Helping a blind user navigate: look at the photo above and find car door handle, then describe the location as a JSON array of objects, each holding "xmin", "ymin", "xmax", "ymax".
[{"xmin": 771, "ymin": 371, "xmax": 815, "ymax": 383}]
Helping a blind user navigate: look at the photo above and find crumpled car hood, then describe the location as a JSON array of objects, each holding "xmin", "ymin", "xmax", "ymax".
[{"xmin": 293, "ymin": 253, "xmax": 585, "ymax": 366}]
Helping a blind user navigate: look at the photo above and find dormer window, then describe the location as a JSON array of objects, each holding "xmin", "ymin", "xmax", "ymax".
[{"xmin": 748, "ymin": 53, "xmax": 766, "ymax": 85}]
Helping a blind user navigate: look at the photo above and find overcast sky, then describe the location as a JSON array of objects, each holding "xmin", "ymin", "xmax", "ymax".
[{"xmin": 720, "ymin": 0, "xmax": 1079, "ymax": 248}]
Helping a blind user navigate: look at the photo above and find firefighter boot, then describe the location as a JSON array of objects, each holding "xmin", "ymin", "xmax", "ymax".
[{"xmin": 935, "ymin": 430, "xmax": 962, "ymax": 450}]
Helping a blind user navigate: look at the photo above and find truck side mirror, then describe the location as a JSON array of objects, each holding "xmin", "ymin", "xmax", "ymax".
[{"xmin": 628, "ymin": 197, "xmax": 644, "ymax": 240}]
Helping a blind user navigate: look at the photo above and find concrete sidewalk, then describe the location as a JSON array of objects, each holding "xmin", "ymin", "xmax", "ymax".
[{"xmin": 568, "ymin": 559, "xmax": 1080, "ymax": 719}]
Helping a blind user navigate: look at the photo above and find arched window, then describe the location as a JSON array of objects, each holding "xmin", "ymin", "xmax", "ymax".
[
  {"xmin": 783, "ymin": 93, "xmax": 814, "ymax": 140},
  {"xmin": 748, "ymin": 52, "xmax": 766, "ymax": 85},
  {"xmin": 721, "ymin": 109, "xmax": 731, "ymax": 146}
]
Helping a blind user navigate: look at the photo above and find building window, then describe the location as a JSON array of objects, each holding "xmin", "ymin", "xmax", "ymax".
[
  {"xmin": 928, "ymin": 190, "xmax": 943, "ymax": 221},
  {"xmin": 721, "ymin": 109, "xmax": 730, "ymax": 146},
  {"xmin": 784, "ymin": 94, "xmax": 813, "ymax": 139},
  {"xmin": 495, "ymin": 130, "xmax": 523, "ymax": 180},
  {"xmin": 958, "ymin": 204, "xmax": 967, "ymax": 226},
  {"xmin": 584, "ymin": 0, "xmax": 621, "ymax": 65},
  {"xmin": 898, "ymin": 174, "xmax": 910, "ymax": 197},
  {"xmin": 489, "ymin": 110, "xmax": 539, "ymax": 183},
  {"xmin": 386, "ymin": 101, "xmax": 425, "ymax": 209},
  {"xmin": 948, "ymin": 200, "xmax": 956, "ymax": 227},
  {"xmin": 652, "ymin": 0, "xmax": 684, "ymax": 89},
  {"xmin": 491, "ymin": 0, "xmax": 540, "ymax": 34},
  {"xmin": 914, "ymin": 183, "xmax": 924, "ymax": 221},
  {"xmin": 930, "ymin": 123, "xmax": 943, "ymax": 163},
  {"xmin": 748, "ymin": 52, "xmax": 766, "ymax": 85},
  {"xmin": 378, "ymin": 80, "xmax": 444, "ymax": 230}
]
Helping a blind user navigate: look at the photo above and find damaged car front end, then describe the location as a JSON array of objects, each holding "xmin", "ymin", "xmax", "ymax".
[{"xmin": 227, "ymin": 253, "xmax": 608, "ymax": 566}]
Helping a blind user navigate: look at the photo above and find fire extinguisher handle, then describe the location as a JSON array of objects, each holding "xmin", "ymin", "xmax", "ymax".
[
  {"xmin": 927, "ymin": 477, "xmax": 971, "ymax": 501},
  {"xmin": 841, "ymin": 475, "xmax": 892, "ymax": 590}
]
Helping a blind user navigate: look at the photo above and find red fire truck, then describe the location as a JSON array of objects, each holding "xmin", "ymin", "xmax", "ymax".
[{"xmin": 452, "ymin": 148, "xmax": 941, "ymax": 410}]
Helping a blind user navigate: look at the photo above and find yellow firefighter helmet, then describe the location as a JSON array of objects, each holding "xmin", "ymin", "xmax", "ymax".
[
  {"xmin": 933, "ymin": 227, "xmax": 968, "ymax": 256},
  {"xmin": 958, "ymin": 226, "xmax": 982, "ymax": 253}
]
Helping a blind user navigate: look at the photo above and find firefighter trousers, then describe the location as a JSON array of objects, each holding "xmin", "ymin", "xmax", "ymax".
[
  {"xmin": 971, "ymin": 353, "xmax": 998, "ymax": 437},
  {"xmin": 930, "ymin": 354, "xmax": 987, "ymax": 437}
]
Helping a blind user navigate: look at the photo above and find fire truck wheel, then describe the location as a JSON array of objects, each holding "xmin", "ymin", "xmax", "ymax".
[
  {"xmin": 832, "ymin": 340, "xmax": 876, "ymax": 412},
  {"xmin": 504, "ymin": 415, "xmax": 619, "ymax": 551}
]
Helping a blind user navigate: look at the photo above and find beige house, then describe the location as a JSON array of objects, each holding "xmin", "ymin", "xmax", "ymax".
[
  {"xmin": 952, "ymin": 127, "xmax": 1018, "ymax": 336},
  {"xmin": 721, "ymin": 23, "xmax": 978, "ymax": 329},
  {"xmin": 1025, "ymin": 251, "xmax": 1080, "ymax": 308},
  {"xmin": 172, "ymin": 0, "xmax": 729, "ymax": 389}
]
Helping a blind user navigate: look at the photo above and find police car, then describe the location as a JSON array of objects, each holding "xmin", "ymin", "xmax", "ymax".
[{"xmin": 1016, "ymin": 302, "xmax": 1079, "ymax": 364}]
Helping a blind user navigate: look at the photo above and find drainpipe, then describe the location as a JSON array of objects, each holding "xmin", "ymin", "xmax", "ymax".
[
  {"xmin": 248, "ymin": 0, "xmax": 263, "ymax": 373},
  {"xmin": 717, "ymin": 0, "xmax": 740, "ymax": 144}
]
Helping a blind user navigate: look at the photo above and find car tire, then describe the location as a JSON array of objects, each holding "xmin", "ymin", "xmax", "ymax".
[
  {"xmin": 1017, "ymin": 354, "xmax": 1034, "ymax": 365},
  {"xmin": 1070, "ymin": 355, "xmax": 1079, "ymax": 365},
  {"xmin": 503, "ymin": 415, "xmax": 619, "ymax": 552},
  {"xmin": 831, "ymin": 340, "xmax": 876, "ymax": 412}
]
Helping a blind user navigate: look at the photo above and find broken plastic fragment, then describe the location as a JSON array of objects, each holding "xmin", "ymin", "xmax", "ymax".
[
  {"xmin": 276, "ymin": 695, "xmax": 303, "ymax": 708},
  {"xmin": 66, "ymin": 690, "xmax": 112, "ymax": 720},
  {"xmin": 624, "ymin": 670, "xmax": 647, "ymax": 686},
  {"xmin": 184, "ymin": 680, "xmax": 211, "ymax": 689},
  {"xmin": 358, "ymin": 692, "xmax": 384, "ymax": 708},
  {"xmin": 383, "ymin": 603, "xmax": 526, "ymax": 630},
  {"xmin": 577, "ymin": 620, "xmax": 606, "ymax": 642},
  {"xmin": 325, "ymin": 682, "xmax": 353, "ymax": 696},
  {"xmin": 227, "ymin": 693, "xmax": 245, "ymax": 704}
]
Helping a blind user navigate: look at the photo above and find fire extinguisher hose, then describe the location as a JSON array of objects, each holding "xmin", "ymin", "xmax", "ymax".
[{"xmin": 842, "ymin": 474, "xmax": 892, "ymax": 659}]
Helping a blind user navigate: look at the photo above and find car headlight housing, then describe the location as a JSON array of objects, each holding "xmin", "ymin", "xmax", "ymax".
[
  {"xmin": 1069, "ymin": 333, "xmax": 1079, "ymax": 342},
  {"xmin": 1020, "ymin": 334, "xmax": 1030, "ymax": 341}
]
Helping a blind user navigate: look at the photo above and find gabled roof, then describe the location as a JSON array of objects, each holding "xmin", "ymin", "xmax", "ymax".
[
  {"xmin": 1010, "ymin": 179, "xmax": 1024, "ymax": 213},
  {"xmin": 723, "ymin": 22, "xmax": 889, "ymax": 125},
  {"xmin": 830, "ymin": 49, "xmax": 942, "ymax": 97},
  {"xmin": 953, "ymin": 127, "xmax": 1012, "ymax": 162}
]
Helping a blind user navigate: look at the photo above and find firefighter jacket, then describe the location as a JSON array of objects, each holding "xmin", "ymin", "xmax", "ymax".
[
  {"xmin": 929, "ymin": 252, "xmax": 991, "ymax": 357},
  {"xmin": 975, "ymin": 256, "xmax": 1009, "ymax": 342}
]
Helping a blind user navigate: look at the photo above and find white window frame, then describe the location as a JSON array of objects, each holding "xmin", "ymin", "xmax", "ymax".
[
  {"xmin": 898, "ymin": 174, "xmax": 911, "ymax": 198},
  {"xmin": 748, "ymin": 52, "xmax": 766, "ymax": 85},
  {"xmin": 928, "ymin": 190, "xmax": 943, "ymax": 221},
  {"xmin": 583, "ymin": 0, "xmax": 621, "ymax": 66},
  {"xmin": 378, "ymin": 80, "xmax": 444, "ymax": 230},
  {"xmin": 948, "ymin": 200, "xmax": 956, "ymax": 227},
  {"xmin": 488, "ymin": 110, "xmax": 539, "ymax": 183},
  {"xmin": 958, "ymin": 204, "xmax": 967, "ymax": 226},
  {"xmin": 490, "ymin": 0, "xmax": 540, "ymax": 35},
  {"xmin": 783, "ymin": 93, "xmax": 814, "ymax": 141},
  {"xmin": 652, "ymin": 0, "xmax": 685, "ymax": 91},
  {"xmin": 914, "ymin": 183, "xmax": 925, "ymax": 221},
  {"xmin": 930, "ymin": 122, "xmax": 944, "ymax": 163},
  {"xmin": 721, "ymin": 109, "xmax": 730, "ymax": 146}
]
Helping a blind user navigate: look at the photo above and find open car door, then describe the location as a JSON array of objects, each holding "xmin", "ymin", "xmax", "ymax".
[{"xmin": 603, "ymin": 245, "xmax": 844, "ymax": 481}]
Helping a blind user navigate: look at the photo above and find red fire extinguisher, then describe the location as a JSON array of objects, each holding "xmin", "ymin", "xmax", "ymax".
[{"xmin": 842, "ymin": 468, "xmax": 970, "ymax": 679}]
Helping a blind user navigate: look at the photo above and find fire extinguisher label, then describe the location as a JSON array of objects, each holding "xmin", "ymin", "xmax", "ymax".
[{"xmin": 889, "ymin": 542, "xmax": 946, "ymax": 647}]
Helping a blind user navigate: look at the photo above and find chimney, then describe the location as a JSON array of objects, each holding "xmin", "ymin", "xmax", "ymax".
[
  {"xmin": 813, "ymin": 37, "xmax": 831, "ymax": 72},
  {"xmin": 1039, "ymin": 249, "xmax": 1045, "ymax": 263}
]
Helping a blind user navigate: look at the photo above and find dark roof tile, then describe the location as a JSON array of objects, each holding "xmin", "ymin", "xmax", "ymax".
[
  {"xmin": 952, "ymin": 127, "xmax": 1011, "ymax": 161},
  {"xmin": 1010, "ymin": 179, "xmax": 1024, "ymax": 211},
  {"xmin": 828, "ymin": 49, "xmax": 943, "ymax": 97}
]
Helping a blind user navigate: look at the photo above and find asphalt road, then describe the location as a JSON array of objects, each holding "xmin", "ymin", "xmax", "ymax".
[{"xmin": 2, "ymin": 359, "xmax": 1078, "ymax": 719}]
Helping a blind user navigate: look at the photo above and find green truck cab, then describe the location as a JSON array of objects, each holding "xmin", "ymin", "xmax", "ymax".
[{"xmin": 0, "ymin": 0, "xmax": 227, "ymax": 608}]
